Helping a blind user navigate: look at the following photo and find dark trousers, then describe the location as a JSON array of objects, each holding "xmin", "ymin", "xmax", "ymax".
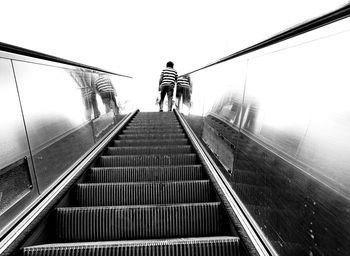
[{"xmin": 159, "ymin": 86, "xmax": 174, "ymax": 111}]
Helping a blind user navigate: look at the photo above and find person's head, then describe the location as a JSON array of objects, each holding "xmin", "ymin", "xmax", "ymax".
[{"xmin": 166, "ymin": 61, "xmax": 174, "ymax": 68}]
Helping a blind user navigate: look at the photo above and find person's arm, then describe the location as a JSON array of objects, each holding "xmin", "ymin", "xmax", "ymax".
[{"xmin": 159, "ymin": 72, "xmax": 163, "ymax": 91}]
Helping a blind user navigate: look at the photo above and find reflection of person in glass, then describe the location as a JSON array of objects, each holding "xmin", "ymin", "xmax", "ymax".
[
  {"xmin": 95, "ymin": 73, "xmax": 119, "ymax": 115},
  {"xmin": 70, "ymin": 69, "xmax": 100, "ymax": 120},
  {"xmin": 158, "ymin": 61, "xmax": 178, "ymax": 112},
  {"xmin": 242, "ymin": 102, "xmax": 258, "ymax": 133},
  {"xmin": 176, "ymin": 75, "xmax": 192, "ymax": 110}
]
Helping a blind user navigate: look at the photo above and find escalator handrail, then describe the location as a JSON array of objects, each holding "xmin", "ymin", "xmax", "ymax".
[{"xmin": 0, "ymin": 41, "xmax": 132, "ymax": 78}]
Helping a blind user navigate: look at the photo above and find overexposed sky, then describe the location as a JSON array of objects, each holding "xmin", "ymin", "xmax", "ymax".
[{"xmin": 1, "ymin": 0, "xmax": 348, "ymax": 110}]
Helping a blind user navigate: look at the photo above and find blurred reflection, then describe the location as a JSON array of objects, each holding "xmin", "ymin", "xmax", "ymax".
[
  {"xmin": 176, "ymin": 74, "xmax": 192, "ymax": 112},
  {"xmin": 70, "ymin": 69, "xmax": 100, "ymax": 120},
  {"xmin": 241, "ymin": 99, "xmax": 259, "ymax": 134},
  {"xmin": 95, "ymin": 73, "xmax": 119, "ymax": 116},
  {"xmin": 211, "ymin": 91, "xmax": 242, "ymax": 128}
]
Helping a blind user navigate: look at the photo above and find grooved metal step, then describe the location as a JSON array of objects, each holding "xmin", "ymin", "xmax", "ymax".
[
  {"xmin": 23, "ymin": 237, "xmax": 240, "ymax": 256},
  {"xmin": 77, "ymin": 180, "xmax": 213, "ymax": 206},
  {"xmin": 129, "ymin": 120, "xmax": 179, "ymax": 124},
  {"xmin": 118, "ymin": 133, "xmax": 186, "ymax": 140},
  {"xmin": 126, "ymin": 125, "xmax": 182, "ymax": 130},
  {"xmin": 99, "ymin": 154, "xmax": 197, "ymax": 167},
  {"xmin": 107, "ymin": 145, "xmax": 192, "ymax": 155},
  {"xmin": 56, "ymin": 203, "xmax": 223, "ymax": 241},
  {"xmin": 122, "ymin": 128, "xmax": 184, "ymax": 134},
  {"xmin": 113, "ymin": 138, "xmax": 189, "ymax": 147},
  {"xmin": 88, "ymin": 165, "xmax": 204, "ymax": 182}
]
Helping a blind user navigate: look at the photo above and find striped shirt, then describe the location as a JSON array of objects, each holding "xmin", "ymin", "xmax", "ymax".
[
  {"xmin": 160, "ymin": 67, "xmax": 178, "ymax": 87},
  {"xmin": 95, "ymin": 76, "xmax": 115, "ymax": 93},
  {"xmin": 177, "ymin": 76, "xmax": 191, "ymax": 88}
]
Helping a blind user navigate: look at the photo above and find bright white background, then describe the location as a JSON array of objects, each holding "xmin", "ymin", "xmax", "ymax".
[{"xmin": 1, "ymin": 0, "xmax": 348, "ymax": 111}]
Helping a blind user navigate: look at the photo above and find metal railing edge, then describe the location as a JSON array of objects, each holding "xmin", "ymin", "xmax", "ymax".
[{"xmin": 0, "ymin": 42, "xmax": 133, "ymax": 78}]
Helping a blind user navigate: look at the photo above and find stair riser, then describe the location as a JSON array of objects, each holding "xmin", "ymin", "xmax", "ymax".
[
  {"xmin": 129, "ymin": 121, "xmax": 179, "ymax": 124},
  {"xmin": 89, "ymin": 166, "xmax": 204, "ymax": 182},
  {"xmin": 118, "ymin": 134, "xmax": 186, "ymax": 140},
  {"xmin": 57, "ymin": 204, "xmax": 222, "ymax": 241},
  {"xmin": 23, "ymin": 240, "xmax": 240, "ymax": 256},
  {"xmin": 77, "ymin": 181, "xmax": 213, "ymax": 206},
  {"xmin": 122, "ymin": 129, "xmax": 184, "ymax": 134},
  {"xmin": 107, "ymin": 146, "xmax": 192, "ymax": 155},
  {"xmin": 113, "ymin": 139, "xmax": 189, "ymax": 147},
  {"xmin": 99, "ymin": 155, "xmax": 197, "ymax": 167}
]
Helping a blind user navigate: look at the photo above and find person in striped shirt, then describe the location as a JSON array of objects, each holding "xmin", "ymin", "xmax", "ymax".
[
  {"xmin": 158, "ymin": 61, "xmax": 178, "ymax": 112},
  {"xmin": 95, "ymin": 73, "xmax": 119, "ymax": 115},
  {"xmin": 175, "ymin": 74, "xmax": 192, "ymax": 110}
]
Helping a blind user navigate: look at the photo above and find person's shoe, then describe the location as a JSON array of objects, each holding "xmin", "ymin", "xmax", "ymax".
[{"xmin": 159, "ymin": 109, "xmax": 163, "ymax": 112}]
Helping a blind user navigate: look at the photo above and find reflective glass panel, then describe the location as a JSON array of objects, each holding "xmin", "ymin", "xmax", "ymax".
[
  {"xmin": 0, "ymin": 59, "xmax": 30, "ymax": 169},
  {"xmin": 181, "ymin": 18, "xmax": 350, "ymax": 256},
  {"xmin": 13, "ymin": 61, "xmax": 95, "ymax": 192}
]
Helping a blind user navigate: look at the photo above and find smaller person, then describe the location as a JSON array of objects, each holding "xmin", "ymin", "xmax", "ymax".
[
  {"xmin": 95, "ymin": 73, "xmax": 119, "ymax": 115},
  {"xmin": 176, "ymin": 74, "xmax": 192, "ymax": 110},
  {"xmin": 159, "ymin": 61, "xmax": 178, "ymax": 112}
]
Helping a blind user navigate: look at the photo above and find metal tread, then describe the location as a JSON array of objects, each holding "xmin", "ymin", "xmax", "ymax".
[
  {"xmin": 118, "ymin": 133, "xmax": 186, "ymax": 140},
  {"xmin": 98, "ymin": 154, "xmax": 197, "ymax": 167},
  {"xmin": 76, "ymin": 180, "xmax": 213, "ymax": 206},
  {"xmin": 23, "ymin": 236, "xmax": 240, "ymax": 256},
  {"xmin": 122, "ymin": 128, "xmax": 184, "ymax": 134},
  {"xmin": 113, "ymin": 138, "xmax": 189, "ymax": 146},
  {"xmin": 56, "ymin": 202, "xmax": 223, "ymax": 241},
  {"xmin": 107, "ymin": 145, "xmax": 192, "ymax": 155},
  {"xmin": 88, "ymin": 165, "xmax": 204, "ymax": 182}
]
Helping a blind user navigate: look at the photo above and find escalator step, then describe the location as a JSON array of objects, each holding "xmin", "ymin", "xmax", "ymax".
[
  {"xmin": 122, "ymin": 128, "xmax": 184, "ymax": 134},
  {"xmin": 107, "ymin": 145, "xmax": 192, "ymax": 155},
  {"xmin": 89, "ymin": 165, "xmax": 204, "ymax": 182},
  {"xmin": 99, "ymin": 154, "xmax": 197, "ymax": 167},
  {"xmin": 56, "ymin": 203, "xmax": 223, "ymax": 241},
  {"xmin": 77, "ymin": 180, "xmax": 213, "ymax": 206},
  {"xmin": 114, "ymin": 138, "xmax": 189, "ymax": 146},
  {"xmin": 126, "ymin": 125, "xmax": 182, "ymax": 130},
  {"xmin": 118, "ymin": 133, "xmax": 186, "ymax": 140},
  {"xmin": 129, "ymin": 120, "xmax": 179, "ymax": 124},
  {"xmin": 23, "ymin": 237, "xmax": 240, "ymax": 256}
]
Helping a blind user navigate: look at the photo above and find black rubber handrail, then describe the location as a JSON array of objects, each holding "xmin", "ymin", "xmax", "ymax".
[
  {"xmin": 183, "ymin": 4, "xmax": 350, "ymax": 75},
  {"xmin": 0, "ymin": 41, "xmax": 132, "ymax": 78}
]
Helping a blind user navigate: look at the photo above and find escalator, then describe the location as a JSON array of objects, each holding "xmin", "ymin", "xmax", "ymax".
[{"xmin": 22, "ymin": 111, "xmax": 241, "ymax": 256}]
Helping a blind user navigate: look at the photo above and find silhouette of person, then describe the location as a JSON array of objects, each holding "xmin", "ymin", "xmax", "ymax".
[
  {"xmin": 158, "ymin": 61, "xmax": 177, "ymax": 112},
  {"xmin": 95, "ymin": 73, "xmax": 119, "ymax": 115}
]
